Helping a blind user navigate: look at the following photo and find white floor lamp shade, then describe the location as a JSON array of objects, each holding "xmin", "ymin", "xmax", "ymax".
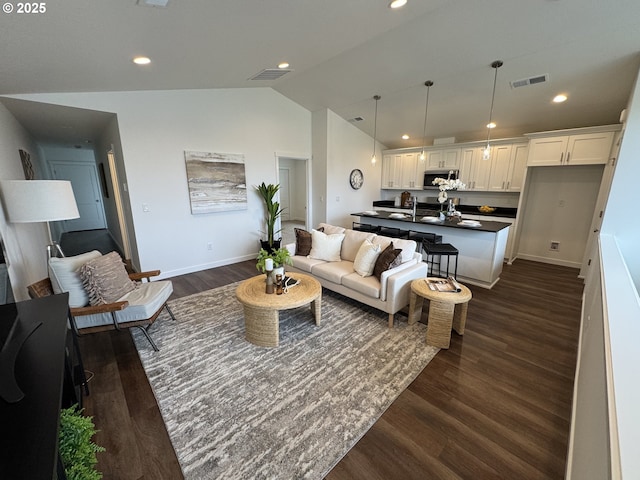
[{"xmin": 0, "ymin": 180, "xmax": 80, "ymax": 258}]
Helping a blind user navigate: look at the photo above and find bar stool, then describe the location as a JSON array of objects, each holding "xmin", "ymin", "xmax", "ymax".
[
  {"xmin": 408, "ymin": 230, "xmax": 442, "ymax": 251},
  {"xmin": 352, "ymin": 222, "xmax": 380, "ymax": 233},
  {"xmin": 378, "ymin": 226, "xmax": 409, "ymax": 239},
  {"xmin": 422, "ymin": 241, "xmax": 459, "ymax": 279}
]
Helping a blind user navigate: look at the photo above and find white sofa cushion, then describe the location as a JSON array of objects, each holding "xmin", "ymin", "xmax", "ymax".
[
  {"xmin": 290, "ymin": 254, "xmax": 325, "ymax": 273},
  {"xmin": 342, "ymin": 272, "xmax": 381, "ymax": 299},
  {"xmin": 74, "ymin": 280, "xmax": 173, "ymax": 329},
  {"xmin": 353, "ymin": 239, "xmax": 381, "ymax": 277},
  {"xmin": 311, "ymin": 260, "xmax": 354, "ymax": 284},
  {"xmin": 372, "ymin": 236, "xmax": 417, "ymax": 263},
  {"xmin": 341, "ymin": 229, "xmax": 376, "ymax": 262},
  {"xmin": 309, "ymin": 229, "xmax": 345, "ymax": 262},
  {"xmin": 49, "ymin": 250, "xmax": 102, "ymax": 307},
  {"xmin": 317, "ymin": 223, "xmax": 346, "ymax": 235}
]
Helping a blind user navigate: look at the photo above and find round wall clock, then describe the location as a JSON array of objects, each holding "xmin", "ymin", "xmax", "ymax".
[{"xmin": 349, "ymin": 169, "xmax": 364, "ymax": 189}]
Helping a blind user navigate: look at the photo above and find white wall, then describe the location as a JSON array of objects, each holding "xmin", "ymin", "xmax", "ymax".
[
  {"xmin": 517, "ymin": 165, "xmax": 603, "ymax": 267},
  {"xmin": 567, "ymin": 67, "xmax": 640, "ymax": 479},
  {"xmin": 0, "ymin": 103, "xmax": 49, "ymax": 300},
  {"xmin": 9, "ymin": 88, "xmax": 311, "ymax": 278},
  {"xmin": 325, "ymin": 109, "xmax": 383, "ymax": 228}
]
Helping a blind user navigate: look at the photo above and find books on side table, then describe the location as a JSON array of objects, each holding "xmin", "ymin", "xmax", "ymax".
[{"xmin": 425, "ymin": 276, "xmax": 462, "ymax": 293}]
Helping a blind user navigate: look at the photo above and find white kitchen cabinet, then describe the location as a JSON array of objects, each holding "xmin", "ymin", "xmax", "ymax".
[
  {"xmin": 459, "ymin": 146, "xmax": 490, "ymax": 191},
  {"xmin": 506, "ymin": 143, "xmax": 528, "ymax": 192},
  {"xmin": 487, "ymin": 144, "xmax": 513, "ymax": 191},
  {"xmin": 527, "ymin": 131, "xmax": 614, "ymax": 166},
  {"xmin": 486, "ymin": 143, "xmax": 528, "ymax": 191},
  {"xmin": 400, "ymin": 152, "xmax": 420, "ymax": 189},
  {"xmin": 425, "ymin": 147, "xmax": 460, "ymax": 170},
  {"xmin": 381, "ymin": 154, "xmax": 403, "ymax": 189},
  {"xmin": 382, "ymin": 153, "xmax": 420, "ymax": 189}
]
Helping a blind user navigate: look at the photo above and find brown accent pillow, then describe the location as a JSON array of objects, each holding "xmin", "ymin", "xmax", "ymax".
[
  {"xmin": 295, "ymin": 227, "xmax": 323, "ymax": 256},
  {"xmin": 79, "ymin": 251, "xmax": 137, "ymax": 305},
  {"xmin": 373, "ymin": 242, "xmax": 402, "ymax": 280}
]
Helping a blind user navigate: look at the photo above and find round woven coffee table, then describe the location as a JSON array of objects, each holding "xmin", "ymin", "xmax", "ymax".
[
  {"xmin": 408, "ymin": 277, "xmax": 472, "ymax": 349},
  {"xmin": 235, "ymin": 272, "xmax": 322, "ymax": 347}
]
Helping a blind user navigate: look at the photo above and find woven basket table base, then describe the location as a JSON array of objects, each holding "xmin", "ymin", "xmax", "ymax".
[
  {"xmin": 236, "ymin": 273, "xmax": 322, "ymax": 347},
  {"xmin": 408, "ymin": 278, "xmax": 472, "ymax": 349}
]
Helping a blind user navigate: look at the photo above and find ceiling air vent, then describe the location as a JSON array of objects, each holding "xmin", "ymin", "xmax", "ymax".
[
  {"xmin": 137, "ymin": 0, "xmax": 169, "ymax": 7},
  {"xmin": 349, "ymin": 116, "xmax": 365, "ymax": 122},
  {"xmin": 510, "ymin": 73, "xmax": 549, "ymax": 89},
  {"xmin": 249, "ymin": 69, "xmax": 293, "ymax": 81}
]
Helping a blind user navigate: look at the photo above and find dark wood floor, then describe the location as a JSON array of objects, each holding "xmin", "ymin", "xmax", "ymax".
[{"xmin": 78, "ymin": 258, "xmax": 583, "ymax": 480}]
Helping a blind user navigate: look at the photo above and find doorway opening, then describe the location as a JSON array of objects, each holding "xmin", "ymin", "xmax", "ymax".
[{"xmin": 276, "ymin": 154, "xmax": 310, "ymax": 246}]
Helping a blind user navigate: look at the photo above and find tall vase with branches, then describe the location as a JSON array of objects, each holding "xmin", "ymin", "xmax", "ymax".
[{"xmin": 255, "ymin": 182, "xmax": 284, "ymax": 251}]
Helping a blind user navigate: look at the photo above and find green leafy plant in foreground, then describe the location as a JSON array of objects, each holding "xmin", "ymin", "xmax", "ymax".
[{"xmin": 59, "ymin": 405, "xmax": 105, "ymax": 480}]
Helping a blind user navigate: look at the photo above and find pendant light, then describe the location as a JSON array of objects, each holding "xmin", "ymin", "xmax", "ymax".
[
  {"xmin": 371, "ymin": 95, "xmax": 381, "ymax": 164},
  {"xmin": 482, "ymin": 60, "xmax": 503, "ymax": 160},
  {"xmin": 419, "ymin": 80, "xmax": 434, "ymax": 162}
]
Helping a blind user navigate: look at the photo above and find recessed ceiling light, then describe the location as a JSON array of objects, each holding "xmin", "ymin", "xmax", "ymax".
[
  {"xmin": 553, "ymin": 94, "xmax": 568, "ymax": 103},
  {"xmin": 389, "ymin": 0, "xmax": 408, "ymax": 8},
  {"xmin": 278, "ymin": 62, "xmax": 290, "ymax": 69},
  {"xmin": 402, "ymin": 134, "xmax": 410, "ymax": 140},
  {"xmin": 133, "ymin": 56, "xmax": 151, "ymax": 65},
  {"xmin": 487, "ymin": 122, "xmax": 496, "ymax": 129}
]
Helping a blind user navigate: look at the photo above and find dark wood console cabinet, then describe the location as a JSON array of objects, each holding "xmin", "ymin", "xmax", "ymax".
[{"xmin": 0, "ymin": 293, "xmax": 85, "ymax": 479}]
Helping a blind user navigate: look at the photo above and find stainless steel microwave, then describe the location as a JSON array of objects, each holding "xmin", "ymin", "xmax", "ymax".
[{"xmin": 423, "ymin": 170, "xmax": 459, "ymax": 189}]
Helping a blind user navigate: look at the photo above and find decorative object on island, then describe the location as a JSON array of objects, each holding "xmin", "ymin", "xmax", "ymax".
[
  {"xmin": 432, "ymin": 170, "xmax": 466, "ymax": 207},
  {"xmin": 255, "ymin": 182, "xmax": 284, "ymax": 251},
  {"xmin": 184, "ymin": 151, "xmax": 248, "ymax": 214},
  {"xmin": 349, "ymin": 169, "xmax": 364, "ymax": 189},
  {"xmin": 419, "ymin": 80, "xmax": 434, "ymax": 162},
  {"xmin": 0, "ymin": 180, "xmax": 80, "ymax": 260},
  {"xmin": 59, "ymin": 404, "xmax": 105, "ymax": 480},
  {"xmin": 482, "ymin": 60, "xmax": 503, "ymax": 160},
  {"xmin": 370, "ymin": 94, "xmax": 381, "ymax": 165}
]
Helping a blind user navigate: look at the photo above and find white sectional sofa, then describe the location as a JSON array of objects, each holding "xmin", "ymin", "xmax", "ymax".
[{"xmin": 285, "ymin": 223, "xmax": 427, "ymax": 327}]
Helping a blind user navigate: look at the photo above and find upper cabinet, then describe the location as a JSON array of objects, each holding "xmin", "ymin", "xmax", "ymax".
[
  {"xmin": 425, "ymin": 147, "xmax": 460, "ymax": 171},
  {"xmin": 381, "ymin": 154, "xmax": 403, "ymax": 189},
  {"xmin": 381, "ymin": 152, "xmax": 420, "ymax": 189},
  {"xmin": 458, "ymin": 142, "xmax": 527, "ymax": 192},
  {"xmin": 459, "ymin": 146, "xmax": 490, "ymax": 191},
  {"xmin": 526, "ymin": 129, "xmax": 616, "ymax": 167},
  {"xmin": 487, "ymin": 143, "xmax": 528, "ymax": 192}
]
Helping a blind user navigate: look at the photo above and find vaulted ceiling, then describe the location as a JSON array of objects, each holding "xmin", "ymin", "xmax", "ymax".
[{"xmin": 1, "ymin": 0, "xmax": 639, "ymax": 148}]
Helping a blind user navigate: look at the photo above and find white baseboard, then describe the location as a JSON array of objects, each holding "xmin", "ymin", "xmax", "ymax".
[
  {"xmin": 157, "ymin": 253, "xmax": 257, "ymax": 280},
  {"xmin": 515, "ymin": 253, "xmax": 581, "ymax": 269}
]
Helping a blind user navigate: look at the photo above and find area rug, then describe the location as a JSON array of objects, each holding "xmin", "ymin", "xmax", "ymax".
[{"xmin": 132, "ymin": 282, "xmax": 439, "ymax": 479}]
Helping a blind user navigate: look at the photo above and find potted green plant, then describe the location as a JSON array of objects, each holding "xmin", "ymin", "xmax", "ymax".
[
  {"xmin": 255, "ymin": 182, "xmax": 284, "ymax": 251},
  {"xmin": 256, "ymin": 247, "xmax": 292, "ymax": 275},
  {"xmin": 58, "ymin": 404, "xmax": 105, "ymax": 480}
]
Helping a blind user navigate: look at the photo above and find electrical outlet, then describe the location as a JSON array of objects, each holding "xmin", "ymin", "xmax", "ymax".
[
  {"xmin": 142, "ymin": 203, "xmax": 150, "ymax": 212},
  {"xmin": 549, "ymin": 241, "xmax": 560, "ymax": 251},
  {"xmin": 207, "ymin": 242, "xmax": 213, "ymax": 250}
]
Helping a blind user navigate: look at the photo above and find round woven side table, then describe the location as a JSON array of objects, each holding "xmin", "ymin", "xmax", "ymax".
[
  {"xmin": 408, "ymin": 278, "xmax": 472, "ymax": 349},
  {"xmin": 235, "ymin": 272, "xmax": 321, "ymax": 347}
]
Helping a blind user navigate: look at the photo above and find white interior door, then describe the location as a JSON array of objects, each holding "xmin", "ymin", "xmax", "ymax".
[{"xmin": 52, "ymin": 161, "xmax": 107, "ymax": 232}]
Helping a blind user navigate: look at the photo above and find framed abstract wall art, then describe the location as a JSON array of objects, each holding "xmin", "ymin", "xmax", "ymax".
[{"xmin": 184, "ymin": 151, "xmax": 247, "ymax": 214}]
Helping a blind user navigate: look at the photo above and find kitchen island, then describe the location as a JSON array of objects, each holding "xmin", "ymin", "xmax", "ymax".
[{"xmin": 352, "ymin": 211, "xmax": 511, "ymax": 288}]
